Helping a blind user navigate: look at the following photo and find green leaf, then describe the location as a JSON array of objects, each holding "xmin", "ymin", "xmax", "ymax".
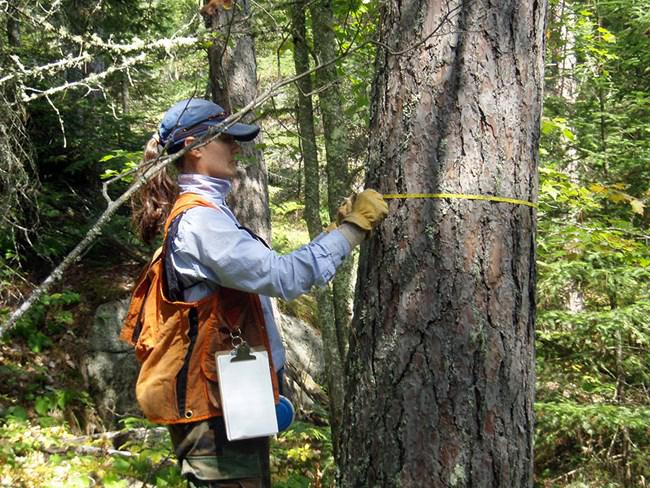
[
  {"xmin": 34, "ymin": 396, "xmax": 52, "ymax": 416},
  {"xmin": 589, "ymin": 183, "xmax": 606, "ymax": 194},
  {"xmin": 5, "ymin": 405, "xmax": 28, "ymax": 422},
  {"xmin": 597, "ymin": 26, "xmax": 616, "ymax": 43},
  {"xmin": 561, "ymin": 128, "xmax": 576, "ymax": 141},
  {"xmin": 541, "ymin": 118, "xmax": 555, "ymax": 135}
]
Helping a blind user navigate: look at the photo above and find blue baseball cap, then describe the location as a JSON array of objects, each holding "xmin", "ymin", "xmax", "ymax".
[{"xmin": 158, "ymin": 98, "xmax": 260, "ymax": 153}]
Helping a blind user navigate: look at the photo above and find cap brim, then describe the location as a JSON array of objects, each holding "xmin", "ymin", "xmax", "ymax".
[{"xmin": 216, "ymin": 121, "xmax": 260, "ymax": 141}]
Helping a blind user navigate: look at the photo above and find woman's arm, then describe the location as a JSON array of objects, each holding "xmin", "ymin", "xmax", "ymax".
[{"xmin": 171, "ymin": 206, "xmax": 353, "ymax": 301}]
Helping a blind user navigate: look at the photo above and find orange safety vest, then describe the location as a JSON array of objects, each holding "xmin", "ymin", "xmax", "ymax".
[{"xmin": 119, "ymin": 192, "xmax": 280, "ymax": 424}]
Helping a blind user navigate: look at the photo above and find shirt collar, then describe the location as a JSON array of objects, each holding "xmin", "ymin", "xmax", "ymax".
[{"xmin": 177, "ymin": 173, "xmax": 232, "ymax": 205}]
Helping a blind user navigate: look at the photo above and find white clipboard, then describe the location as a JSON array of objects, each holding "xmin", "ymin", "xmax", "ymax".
[{"xmin": 216, "ymin": 345, "xmax": 279, "ymax": 441}]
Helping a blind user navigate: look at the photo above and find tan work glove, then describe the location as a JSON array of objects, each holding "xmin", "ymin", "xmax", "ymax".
[
  {"xmin": 336, "ymin": 196, "xmax": 354, "ymax": 224},
  {"xmin": 341, "ymin": 189, "xmax": 388, "ymax": 235},
  {"xmin": 325, "ymin": 195, "xmax": 355, "ymax": 232}
]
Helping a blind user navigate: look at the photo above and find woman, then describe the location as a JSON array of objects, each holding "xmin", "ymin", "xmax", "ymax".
[{"xmin": 127, "ymin": 98, "xmax": 388, "ymax": 487}]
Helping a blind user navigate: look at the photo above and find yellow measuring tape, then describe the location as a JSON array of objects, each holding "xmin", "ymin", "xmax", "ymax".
[{"xmin": 383, "ymin": 193, "xmax": 538, "ymax": 209}]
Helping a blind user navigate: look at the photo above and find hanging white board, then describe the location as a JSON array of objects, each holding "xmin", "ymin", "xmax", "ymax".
[{"xmin": 216, "ymin": 346, "xmax": 279, "ymax": 441}]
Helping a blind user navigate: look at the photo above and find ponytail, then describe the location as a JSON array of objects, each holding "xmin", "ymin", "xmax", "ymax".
[{"xmin": 130, "ymin": 134, "xmax": 182, "ymax": 245}]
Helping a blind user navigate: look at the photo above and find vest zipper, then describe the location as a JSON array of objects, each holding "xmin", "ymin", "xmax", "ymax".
[{"xmin": 176, "ymin": 307, "xmax": 199, "ymax": 418}]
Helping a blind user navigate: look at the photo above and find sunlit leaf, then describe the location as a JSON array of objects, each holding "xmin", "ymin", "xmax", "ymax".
[{"xmin": 629, "ymin": 198, "xmax": 645, "ymax": 215}]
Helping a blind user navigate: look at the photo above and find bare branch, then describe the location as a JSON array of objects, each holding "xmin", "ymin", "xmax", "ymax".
[
  {"xmin": 0, "ymin": 53, "xmax": 92, "ymax": 86},
  {"xmin": 11, "ymin": 3, "xmax": 202, "ymax": 55},
  {"xmin": 16, "ymin": 53, "xmax": 146, "ymax": 103}
]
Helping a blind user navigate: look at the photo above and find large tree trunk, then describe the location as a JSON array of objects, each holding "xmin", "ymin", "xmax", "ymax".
[
  {"xmin": 205, "ymin": 0, "xmax": 271, "ymax": 240},
  {"xmin": 338, "ymin": 0, "xmax": 545, "ymax": 486},
  {"xmin": 289, "ymin": 0, "xmax": 346, "ymax": 460}
]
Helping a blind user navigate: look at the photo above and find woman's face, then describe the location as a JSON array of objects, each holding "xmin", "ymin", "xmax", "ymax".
[{"xmin": 182, "ymin": 133, "xmax": 241, "ymax": 179}]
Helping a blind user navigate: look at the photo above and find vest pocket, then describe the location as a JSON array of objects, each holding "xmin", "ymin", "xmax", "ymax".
[
  {"xmin": 199, "ymin": 319, "xmax": 231, "ymax": 412},
  {"xmin": 175, "ymin": 307, "xmax": 199, "ymax": 419}
]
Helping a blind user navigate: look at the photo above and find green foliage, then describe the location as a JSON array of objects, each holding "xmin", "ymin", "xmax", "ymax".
[
  {"xmin": 7, "ymin": 291, "xmax": 80, "ymax": 353},
  {"xmin": 0, "ymin": 0, "xmax": 204, "ymax": 279},
  {"xmin": 33, "ymin": 389, "xmax": 92, "ymax": 427},
  {"xmin": 269, "ymin": 187, "xmax": 312, "ymax": 254},
  {"xmin": 0, "ymin": 418, "xmax": 184, "ymax": 487},
  {"xmin": 271, "ymin": 421, "xmax": 335, "ymax": 487},
  {"xmin": 537, "ymin": 1, "xmax": 650, "ymax": 484},
  {"xmin": 99, "ymin": 150, "xmax": 142, "ymax": 183},
  {"xmin": 535, "ymin": 165, "xmax": 649, "ymax": 485}
]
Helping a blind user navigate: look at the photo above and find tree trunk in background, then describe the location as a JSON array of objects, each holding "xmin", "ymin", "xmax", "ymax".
[
  {"xmin": 289, "ymin": 0, "xmax": 345, "ymax": 459},
  {"xmin": 121, "ymin": 74, "xmax": 130, "ymax": 115},
  {"xmin": 7, "ymin": 15, "xmax": 20, "ymax": 47},
  {"xmin": 547, "ymin": 0, "xmax": 584, "ymax": 313},
  {"xmin": 309, "ymin": 1, "xmax": 353, "ymax": 361},
  {"xmin": 205, "ymin": 0, "xmax": 271, "ymax": 241},
  {"xmin": 339, "ymin": 0, "xmax": 545, "ymax": 485},
  {"xmin": 290, "ymin": 2, "xmax": 320, "ymax": 237},
  {"xmin": 556, "ymin": 1, "xmax": 577, "ymax": 105},
  {"xmin": 559, "ymin": 6, "xmax": 584, "ymax": 313}
]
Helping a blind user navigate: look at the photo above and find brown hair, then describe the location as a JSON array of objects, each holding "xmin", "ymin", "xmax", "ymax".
[{"xmin": 130, "ymin": 134, "xmax": 184, "ymax": 244}]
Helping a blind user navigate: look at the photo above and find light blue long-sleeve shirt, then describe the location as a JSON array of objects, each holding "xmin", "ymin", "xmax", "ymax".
[{"xmin": 168, "ymin": 173, "xmax": 352, "ymax": 371}]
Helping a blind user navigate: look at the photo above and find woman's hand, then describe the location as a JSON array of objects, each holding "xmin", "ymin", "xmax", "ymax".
[
  {"xmin": 341, "ymin": 189, "xmax": 389, "ymax": 234},
  {"xmin": 336, "ymin": 196, "xmax": 355, "ymax": 224}
]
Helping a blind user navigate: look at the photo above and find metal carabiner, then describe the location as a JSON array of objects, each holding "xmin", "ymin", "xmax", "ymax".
[{"xmin": 230, "ymin": 327, "xmax": 245, "ymax": 349}]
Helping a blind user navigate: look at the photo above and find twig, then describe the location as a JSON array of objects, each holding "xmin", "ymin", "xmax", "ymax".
[
  {"xmin": 45, "ymin": 94, "xmax": 66, "ymax": 148},
  {"xmin": 42, "ymin": 444, "xmax": 135, "ymax": 458},
  {"xmin": 142, "ymin": 452, "xmax": 175, "ymax": 488},
  {"xmin": 548, "ymin": 466, "xmax": 585, "ymax": 483},
  {"xmin": 62, "ymin": 427, "xmax": 168, "ymax": 445}
]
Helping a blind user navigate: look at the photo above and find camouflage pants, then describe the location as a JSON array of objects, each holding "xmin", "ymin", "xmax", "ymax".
[{"xmin": 168, "ymin": 367, "xmax": 285, "ymax": 488}]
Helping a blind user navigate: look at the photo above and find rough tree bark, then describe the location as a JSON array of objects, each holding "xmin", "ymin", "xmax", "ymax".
[
  {"xmin": 205, "ymin": 0, "xmax": 271, "ymax": 240},
  {"xmin": 338, "ymin": 0, "xmax": 545, "ymax": 486},
  {"xmin": 289, "ymin": 0, "xmax": 346, "ymax": 458}
]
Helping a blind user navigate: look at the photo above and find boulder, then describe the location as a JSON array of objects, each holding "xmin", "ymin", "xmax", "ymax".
[
  {"xmin": 82, "ymin": 298, "xmax": 140, "ymax": 428},
  {"xmin": 273, "ymin": 302, "xmax": 327, "ymax": 412}
]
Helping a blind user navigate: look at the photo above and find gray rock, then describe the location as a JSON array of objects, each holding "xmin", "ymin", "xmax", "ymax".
[
  {"xmin": 82, "ymin": 297, "xmax": 139, "ymax": 427},
  {"xmin": 88, "ymin": 299, "xmax": 133, "ymax": 353},
  {"xmin": 276, "ymin": 308, "xmax": 326, "ymax": 385},
  {"xmin": 273, "ymin": 300, "xmax": 327, "ymax": 412}
]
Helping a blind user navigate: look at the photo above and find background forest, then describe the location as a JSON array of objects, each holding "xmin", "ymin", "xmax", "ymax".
[{"xmin": 0, "ymin": 0, "xmax": 648, "ymax": 487}]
